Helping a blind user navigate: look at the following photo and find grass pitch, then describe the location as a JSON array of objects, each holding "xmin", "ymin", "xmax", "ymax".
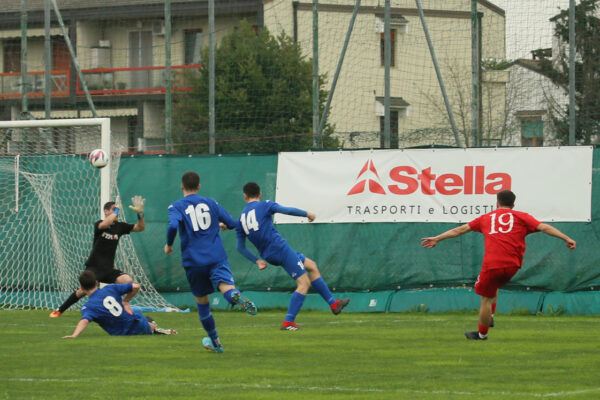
[{"xmin": 1, "ymin": 309, "xmax": 599, "ymax": 399}]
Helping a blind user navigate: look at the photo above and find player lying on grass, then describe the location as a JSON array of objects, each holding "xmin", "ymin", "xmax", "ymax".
[
  {"xmin": 235, "ymin": 182, "xmax": 349, "ymax": 331},
  {"xmin": 63, "ymin": 270, "xmax": 176, "ymax": 338},
  {"xmin": 51, "ymin": 196, "xmax": 146, "ymax": 318},
  {"xmin": 421, "ymin": 189, "xmax": 576, "ymax": 341}
]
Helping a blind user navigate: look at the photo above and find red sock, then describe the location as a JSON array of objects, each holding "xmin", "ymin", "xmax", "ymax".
[
  {"xmin": 478, "ymin": 322, "xmax": 489, "ymax": 336},
  {"xmin": 491, "ymin": 303, "xmax": 497, "ymax": 315}
]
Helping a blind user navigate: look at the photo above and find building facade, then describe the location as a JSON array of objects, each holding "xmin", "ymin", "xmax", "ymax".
[{"xmin": 0, "ymin": 0, "xmax": 507, "ymax": 151}]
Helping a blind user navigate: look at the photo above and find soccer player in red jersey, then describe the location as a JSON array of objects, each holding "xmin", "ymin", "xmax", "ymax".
[{"xmin": 421, "ymin": 190, "xmax": 576, "ymax": 340}]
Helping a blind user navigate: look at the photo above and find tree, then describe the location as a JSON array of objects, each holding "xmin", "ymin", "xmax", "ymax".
[
  {"xmin": 538, "ymin": 0, "xmax": 600, "ymax": 145},
  {"xmin": 172, "ymin": 21, "xmax": 338, "ymax": 154}
]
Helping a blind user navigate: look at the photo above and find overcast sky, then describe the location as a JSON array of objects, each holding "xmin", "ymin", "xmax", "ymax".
[{"xmin": 490, "ymin": 0, "xmax": 570, "ymax": 59}]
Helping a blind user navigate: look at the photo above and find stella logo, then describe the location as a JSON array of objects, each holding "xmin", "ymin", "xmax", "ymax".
[
  {"xmin": 347, "ymin": 161, "xmax": 512, "ymax": 196},
  {"xmin": 347, "ymin": 160, "xmax": 386, "ymax": 195}
]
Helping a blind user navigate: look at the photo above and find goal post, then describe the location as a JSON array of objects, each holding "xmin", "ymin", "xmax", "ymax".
[
  {"xmin": 0, "ymin": 118, "xmax": 176, "ymax": 311},
  {"xmin": 0, "ymin": 118, "xmax": 111, "ymax": 217}
]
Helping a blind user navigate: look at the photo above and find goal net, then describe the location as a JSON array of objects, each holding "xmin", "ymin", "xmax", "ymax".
[{"xmin": 0, "ymin": 118, "xmax": 176, "ymax": 311}]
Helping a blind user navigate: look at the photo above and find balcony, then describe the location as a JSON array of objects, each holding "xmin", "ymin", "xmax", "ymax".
[
  {"xmin": 0, "ymin": 64, "xmax": 200, "ymax": 99},
  {"xmin": 0, "ymin": 70, "xmax": 69, "ymax": 98}
]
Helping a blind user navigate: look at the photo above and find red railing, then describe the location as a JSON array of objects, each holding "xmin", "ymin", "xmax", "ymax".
[
  {"xmin": 0, "ymin": 70, "xmax": 70, "ymax": 99},
  {"xmin": 76, "ymin": 64, "xmax": 201, "ymax": 96},
  {"xmin": 0, "ymin": 64, "xmax": 200, "ymax": 98}
]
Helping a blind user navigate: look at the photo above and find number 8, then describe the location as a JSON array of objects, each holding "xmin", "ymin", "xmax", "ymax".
[{"xmin": 103, "ymin": 296, "xmax": 123, "ymax": 316}]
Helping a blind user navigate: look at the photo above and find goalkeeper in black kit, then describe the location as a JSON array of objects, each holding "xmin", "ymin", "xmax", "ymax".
[{"xmin": 50, "ymin": 196, "xmax": 146, "ymax": 317}]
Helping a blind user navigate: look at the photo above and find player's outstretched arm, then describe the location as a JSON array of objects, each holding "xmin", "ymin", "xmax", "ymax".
[
  {"xmin": 98, "ymin": 206, "xmax": 119, "ymax": 230},
  {"xmin": 272, "ymin": 204, "xmax": 312, "ymax": 221},
  {"xmin": 63, "ymin": 319, "xmax": 90, "ymax": 339},
  {"xmin": 536, "ymin": 223, "xmax": 576, "ymax": 250},
  {"xmin": 421, "ymin": 224, "xmax": 472, "ymax": 248}
]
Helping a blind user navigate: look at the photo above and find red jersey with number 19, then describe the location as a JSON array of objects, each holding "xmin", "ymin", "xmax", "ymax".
[{"xmin": 468, "ymin": 208, "xmax": 541, "ymax": 270}]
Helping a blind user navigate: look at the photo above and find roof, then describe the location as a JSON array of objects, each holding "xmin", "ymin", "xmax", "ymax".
[
  {"xmin": 0, "ymin": 0, "xmax": 203, "ymax": 13},
  {"xmin": 375, "ymin": 96, "xmax": 410, "ymax": 107},
  {"xmin": 513, "ymin": 59, "xmax": 544, "ymax": 73},
  {"xmin": 0, "ymin": 0, "xmax": 261, "ymax": 26}
]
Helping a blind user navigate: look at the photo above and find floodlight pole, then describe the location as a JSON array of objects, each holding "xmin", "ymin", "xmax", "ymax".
[
  {"xmin": 20, "ymin": 0, "xmax": 28, "ymax": 114},
  {"xmin": 312, "ymin": 0, "xmax": 320, "ymax": 148},
  {"xmin": 208, "ymin": 0, "xmax": 216, "ymax": 154},
  {"xmin": 568, "ymin": 0, "xmax": 576, "ymax": 145},
  {"xmin": 415, "ymin": 0, "xmax": 462, "ymax": 147},
  {"xmin": 165, "ymin": 0, "xmax": 172, "ymax": 154},
  {"xmin": 44, "ymin": 0, "xmax": 52, "ymax": 119}
]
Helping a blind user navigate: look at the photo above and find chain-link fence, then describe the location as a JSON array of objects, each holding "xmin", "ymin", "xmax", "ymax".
[{"xmin": 0, "ymin": 0, "xmax": 597, "ymax": 153}]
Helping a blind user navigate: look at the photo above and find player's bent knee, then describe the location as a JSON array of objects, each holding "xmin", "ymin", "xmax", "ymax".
[{"xmin": 303, "ymin": 257, "xmax": 317, "ymax": 269}]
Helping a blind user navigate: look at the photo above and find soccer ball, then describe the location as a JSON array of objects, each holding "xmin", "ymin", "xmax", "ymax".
[{"xmin": 89, "ymin": 149, "xmax": 108, "ymax": 169}]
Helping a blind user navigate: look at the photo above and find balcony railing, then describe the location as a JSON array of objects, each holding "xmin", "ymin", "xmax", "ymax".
[
  {"xmin": 76, "ymin": 64, "xmax": 201, "ymax": 96},
  {"xmin": 0, "ymin": 70, "xmax": 70, "ymax": 98},
  {"xmin": 0, "ymin": 64, "xmax": 200, "ymax": 99}
]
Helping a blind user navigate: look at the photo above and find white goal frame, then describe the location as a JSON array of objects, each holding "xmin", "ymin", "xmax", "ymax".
[
  {"xmin": 0, "ymin": 118, "xmax": 111, "ymax": 219},
  {"xmin": 0, "ymin": 117, "xmax": 178, "ymax": 311}
]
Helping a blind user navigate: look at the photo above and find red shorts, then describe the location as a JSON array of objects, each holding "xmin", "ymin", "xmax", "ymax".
[{"xmin": 474, "ymin": 267, "xmax": 519, "ymax": 298}]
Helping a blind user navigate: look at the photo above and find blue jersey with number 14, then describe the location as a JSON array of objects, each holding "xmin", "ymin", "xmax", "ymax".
[
  {"xmin": 236, "ymin": 200, "xmax": 306, "ymax": 261},
  {"xmin": 167, "ymin": 193, "xmax": 237, "ymax": 267}
]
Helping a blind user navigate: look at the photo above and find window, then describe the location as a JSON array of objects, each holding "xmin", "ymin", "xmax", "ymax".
[
  {"xmin": 184, "ymin": 29, "xmax": 203, "ymax": 65},
  {"xmin": 520, "ymin": 119, "xmax": 543, "ymax": 147},
  {"xmin": 3, "ymin": 39, "xmax": 21, "ymax": 72},
  {"xmin": 380, "ymin": 111, "xmax": 399, "ymax": 149},
  {"xmin": 380, "ymin": 29, "xmax": 396, "ymax": 67},
  {"xmin": 52, "ymin": 36, "xmax": 70, "ymax": 70},
  {"xmin": 129, "ymin": 31, "xmax": 153, "ymax": 88}
]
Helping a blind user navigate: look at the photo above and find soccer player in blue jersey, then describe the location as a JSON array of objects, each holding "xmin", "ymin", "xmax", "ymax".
[
  {"xmin": 62, "ymin": 270, "xmax": 176, "ymax": 338},
  {"xmin": 164, "ymin": 171, "xmax": 257, "ymax": 353},
  {"xmin": 236, "ymin": 182, "xmax": 349, "ymax": 331}
]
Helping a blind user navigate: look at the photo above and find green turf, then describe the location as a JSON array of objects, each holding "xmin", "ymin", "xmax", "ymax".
[{"xmin": 1, "ymin": 310, "xmax": 599, "ymax": 399}]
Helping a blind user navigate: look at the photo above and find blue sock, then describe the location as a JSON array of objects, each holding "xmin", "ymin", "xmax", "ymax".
[
  {"xmin": 197, "ymin": 303, "xmax": 220, "ymax": 346},
  {"xmin": 311, "ymin": 277, "xmax": 335, "ymax": 305},
  {"xmin": 223, "ymin": 288, "xmax": 241, "ymax": 305},
  {"xmin": 284, "ymin": 291, "xmax": 306, "ymax": 322}
]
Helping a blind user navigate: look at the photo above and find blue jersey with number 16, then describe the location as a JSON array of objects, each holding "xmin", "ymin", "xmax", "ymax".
[{"xmin": 167, "ymin": 193, "xmax": 237, "ymax": 267}]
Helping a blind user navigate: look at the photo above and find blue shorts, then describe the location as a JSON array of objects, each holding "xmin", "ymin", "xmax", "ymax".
[
  {"xmin": 126, "ymin": 311, "xmax": 153, "ymax": 335},
  {"xmin": 184, "ymin": 261, "xmax": 236, "ymax": 297},
  {"xmin": 265, "ymin": 247, "xmax": 307, "ymax": 280}
]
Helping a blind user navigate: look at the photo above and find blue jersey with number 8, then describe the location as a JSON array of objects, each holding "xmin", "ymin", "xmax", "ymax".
[{"xmin": 80, "ymin": 283, "xmax": 152, "ymax": 336}]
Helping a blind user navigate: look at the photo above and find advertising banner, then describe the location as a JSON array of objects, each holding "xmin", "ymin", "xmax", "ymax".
[{"xmin": 275, "ymin": 147, "xmax": 593, "ymax": 223}]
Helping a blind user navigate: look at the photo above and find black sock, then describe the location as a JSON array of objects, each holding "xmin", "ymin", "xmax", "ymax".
[{"xmin": 58, "ymin": 291, "xmax": 81, "ymax": 313}]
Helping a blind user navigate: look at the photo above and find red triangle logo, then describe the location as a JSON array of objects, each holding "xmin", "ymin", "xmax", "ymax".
[
  {"xmin": 347, "ymin": 180, "xmax": 366, "ymax": 195},
  {"xmin": 348, "ymin": 160, "xmax": 386, "ymax": 195}
]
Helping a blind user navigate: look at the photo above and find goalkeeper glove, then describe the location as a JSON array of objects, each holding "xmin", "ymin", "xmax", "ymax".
[{"xmin": 129, "ymin": 195, "xmax": 146, "ymax": 218}]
